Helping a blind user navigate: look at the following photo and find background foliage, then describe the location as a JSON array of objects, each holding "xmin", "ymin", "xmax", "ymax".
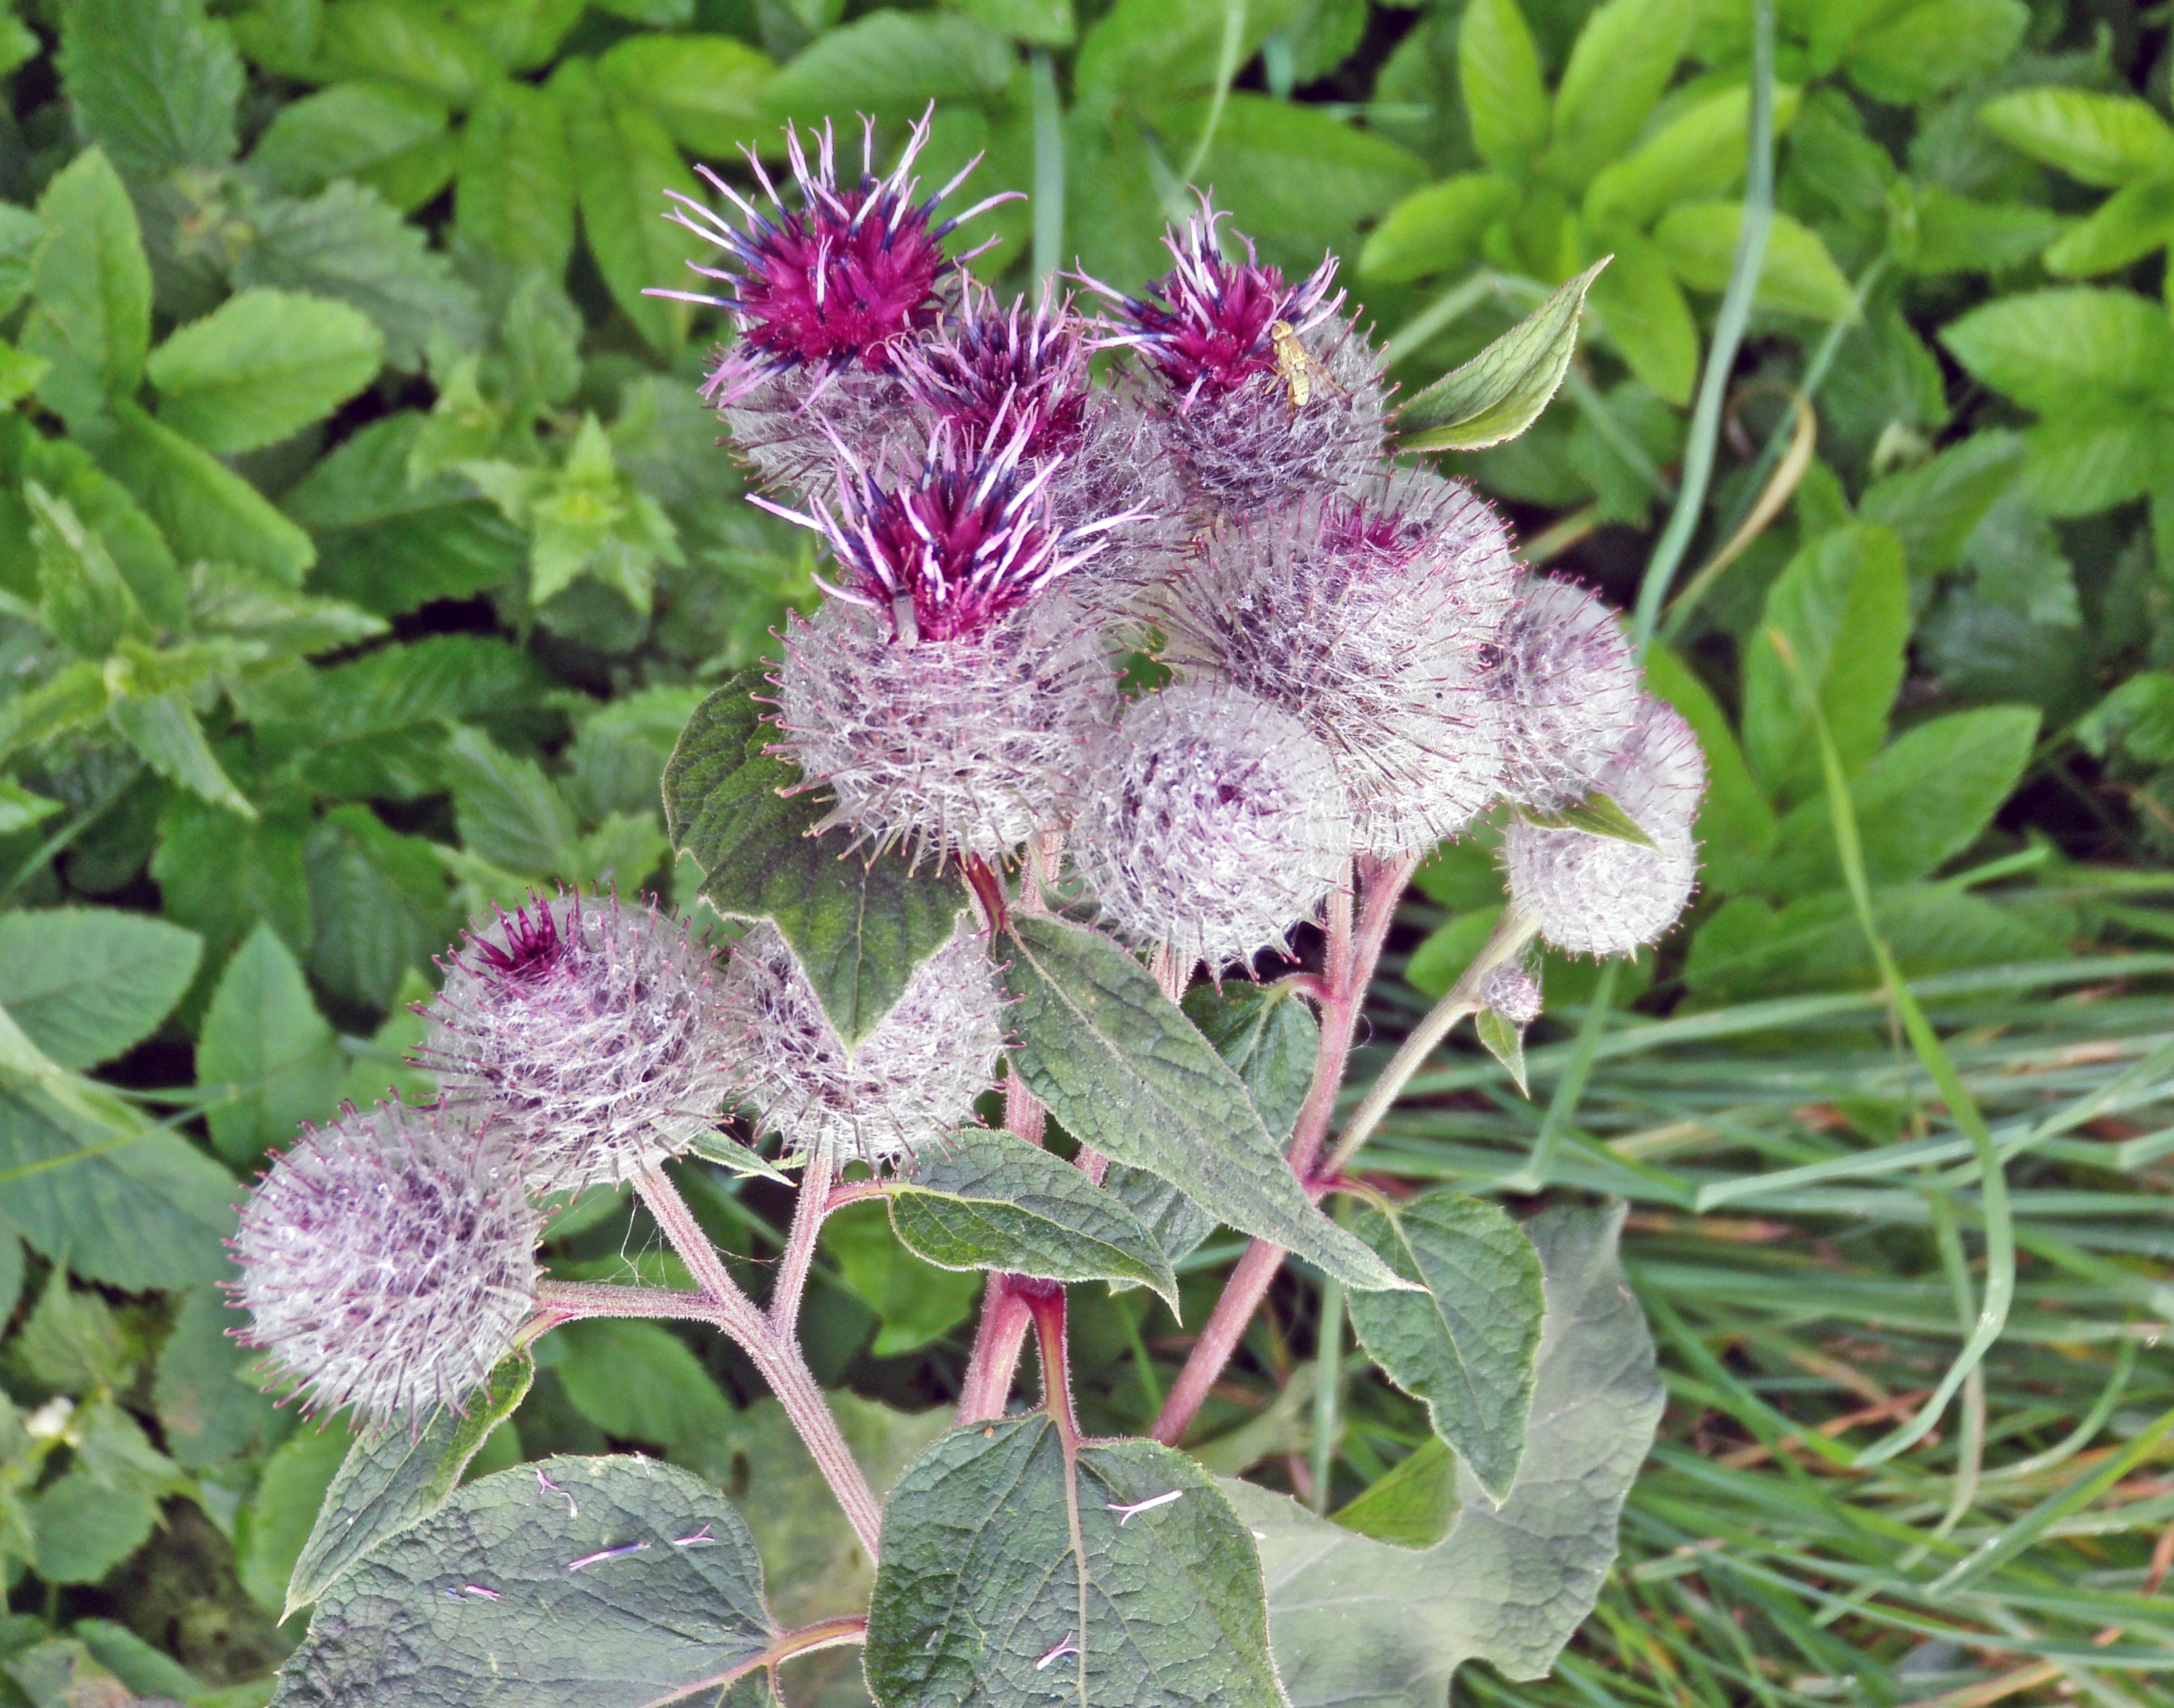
[{"xmin": 1, "ymin": 0, "xmax": 2173, "ymax": 1702}]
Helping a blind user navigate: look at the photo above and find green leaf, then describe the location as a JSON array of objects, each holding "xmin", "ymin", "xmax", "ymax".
[
  {"xmin": 1858, "ymin": 429, "xmax": 2025, "ymax": 576},
  {"xmin": 1585, "ymin": 84, "xmax": 1802, "ymax": 229},
  {"xmin": 57, "ymin": 0, "xmax": 244, "ymax": 182},
  {"xmin": 1652, "ymin": 201, "xmax": 1858, "ymax": 320},
  {"xmin": 1347, "ymin": 1191, "xmax": 1544, "ymax": 1500},
  {"xmin": 1640, "ymin": 646, "xmax": 1777, "ymax": 894},
  {"xmin": 1474, "ymin": 1005, "xmax": 1528, "ymax": 1096},
  {"xmin": 1223, "ymin": 1203, "xmax": 1663, "ymax": 1705},
  {"xmin": 2043, "ymin": 176, "xmax": 2174, "ymax": 278},
  {"xmin": 242, "ymin": 1420, "xmax": 360, "ymax": 1611},
  {"xmin": 1073, "ymin": 0, "xmax": 1303, "ymax": 119},
  {"xmin": 148, "ymin": 287, "xmax": 383, "ymax": 454},
  {"xmin": 0, "ymin": 202, "xmax": 44, "ymax": 320},
  {"xmin": 97, "ymin": 397, "xmax": 317, "ymax": 585},
  {"xmin": 0, "ymin": 908, "xmax": 201, "ymax": 1071},
  {"xmin": 553, "ymin": 58, "xmax": 705, "ymax": 358},
  {"xmin": 948, "ymin": 0, "xmax": 1075, "ymax": 47},
  {"xmin": 767, "ymin": 11, "xmax": 1018, "ymax": 123},
  {"xmin": 247, "ymin": 79, "xmax": 454, "ymax": 211},
  {"xmin": 1172, "ymin": 96, "xmax": 1429, "ymax": 270},
  {"xmin": 107, "ymin": 693, "xmax": 257, "ymax": 817},
  {"xmin": 151, "ymin": 793, "xmax": 314, "ymax": 973},
  {"xmin": 1757, "ymin": 705, "xmax": 2041, "ymax": 899},
  {"xmin": 24, "ymin": 435, "xmax": 188, "ymax": 630},
  {"xmin": 286, "ymin": 1352, "xmax": 533, "ymax": 1618},
  {"xmin": 1184, "ymin": 980, "xmax": 1317, "ymax": 1141},
  {"xmin": 1359, "ymin": 173, "xmax": 1516, "ymax": 284},
  {"xmin": 26, "ymin": 480, "xmax": 146, "ymax": 659},
  {"xmin": 866, "ymin": 1419, "xmax": 1285, "ymax": 1708},
  {"xmin": 881, "ymin": 1127, "xmax": 1179, "ymax": 1307},
  {"xmin": 314, "ymin": 0, "xmax": 496, "ymax": 105},
  {"xmin": 822, "ymin": 1200, "xmax": 983, "ymax": 1357},
  {"xmin": 1978, "ymin": 86, "xmax": 2174, "ymax": 189},
  {"xmin": 190, "ymin": 560, "xmax": 389, "ymax": 656},
  {"xmin": 271, "ymin": 1455, "xmax": 778, "ymax": 1708},
  {"xmin": 552, "ymin": 1321, "xmax": 736, "ymax": 1453},
  {"xmin": 19, "ymin": 1269, "xmax": 132, "ymax": 1390},
  {"xmin": 22, "ymin": 148, "xmax": 151, "ymax": 430},
  {"xmin": 1740, "ymin": 524, "xmax": 1909, "ymax": 809},
  {"xmin": 197, "ymin": 920, "xmax": 344, "ymax": 1166},
  {"xmin": 1329, "ymin": 1436, "xmax": 1456, "ymax": 1548},
  {"xmin": 237, "ymin": 180, "xmax": 485, "ymax": 371},
  {"xmin": 455, "ymin": 80, "xmax": 576, "ymax": 280},
  {"xmin": 281, "ymin": 413, "xmax": 526, "ymax": 615},
  {"xmin": 2022, "ymin": 419, "xmax": 2164, "ymax": 518},
  {"xmin": 661, "ymin": 676, "xmax": 967, "ymax": 1045},
  {"xmin": 1940, "ymin": 287, "xmax": 2174, "ymax": 419},
  {"xmin": 1513, "ymin": 790, "xmax": 1659, "ymax": 849},
  {"xmin": 2077, "ymin": 671, "xmax": 2174, "ymax": 765},
  {"xmin": 1570, "ymin": 230, "xmax": 1691, "ymax": 408},
  {"xmin": 1399, "ymin": 260, "xmax": 1606, "ymax": 452},
  {"xmin": 303, "ymin": 804, "xmax": 449, "ymax": 1011},
  {"xmin": 1907, "ymin": 185, "xmax": 2071, "ymax": 277},
  {"xmin": 1457, "ymin": 0, "xmax": 1548, "ymax": 172},
  {"xmin": 31, "ymin": 1469, "xmax": 158, "ymax": 1584},
  {"xmin": 441, "ymin": 723, "xmax": 578, "ymax": 878},
  {"xmin": 1000, "ymin": 911, "xmax": 1407, "ymax": 1293},
  {"xmin": 1846, "ymin": 0, "xmax": 2025, "ymax": 107},
  {"xmin": 0, "ymin": 782, "xmax": 62, "ymax": 838},
  {"xmin": 597, "ymin": 34, "xmax": 778, "ymax": 157},
  {"xmin": 1541, "ymin": 0, "xmax": 1693, "ymax": 192},
  {"xmin": 441, "ymin": 0, "xmax": 588, "ymax": 69},
  {"xmin": 154, "ymin": 1282, "xmax": 289, "ymax": 1470}
]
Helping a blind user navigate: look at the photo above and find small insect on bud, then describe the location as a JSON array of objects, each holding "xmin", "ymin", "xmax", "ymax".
[
  {"xmin": 1504, "ymin": 697, "xmax": 1707, "ymax": 957},
  {"xmin": 1482, "ymin": 964, "xmax": 1543, "ymax": 1026},
  {"xmin": 1493, "ymin": 576, "xmax": 1643, "ymax": 811},
  {"xmin": 769, "ymin": 419, "xmax": 1135, "ymax": 863},
  {"xmin": 1069, "ymin": 682, "xmax": 1352, "ymax": 971},
  {"xmin": 718, "ymin": 922, "xmax": 1006, "ymax": 1165},
  {"xmin": 419, "ymin": 892, "xmax": 739, "ymax": 1195},
  {"xmin": 232, "ymin": 1102, "xmax": 538, "ymax": 1425},
  {"xmin": 656, "ymin": 105, "xmax": 1017, "ymax": 495},
  {"xmin": 1085, "ymin": 193, "xmax": 1386, "ymax": 512},
  {"xmin": 1157, "ymin": 471, "xmax": 1518, "ymax": 855}
]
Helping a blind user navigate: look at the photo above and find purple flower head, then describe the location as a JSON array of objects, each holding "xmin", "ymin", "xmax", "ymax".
[
  {"xmin": 658, "ymin": 105, "xmax": 1020, "ymax": 406},
  {"xmin": 462, "ymin": 894, "xmax": 560, "ymax": 985},
  {"xmin": 898, "ymin": 284, "xmax": 1093, "ymax": 462},
  {"xmin": 756, "ymin": 418, "xmax": 1135, "ymax": 644},
  {"xmin": 1086, "ymin": 192, "xmax": 1342, "ymax": 411}
]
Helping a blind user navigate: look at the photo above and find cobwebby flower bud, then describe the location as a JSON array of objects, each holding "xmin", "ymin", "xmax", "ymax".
[
  {"xmin": 718, "ymin": 921, "xmax": 1005, "ymax": 1164},
  {"xmin": 420, "ymin": 892, "xmax": 739, "ymax": 1194},
  {"xmin": 1069, "ymin": 682, "xmax": 1352, "ymax": 969},
  {"xmin": 1504, "ymin": 696, "xmax": 1707, "ymax": 956},
  {"xmin": 1087, "ymin": 193, "xmax": 1387, "ymax": 513},
  {"xmin": 1494, "ymin": 576, "xmax": 1642, "ymax": 811},
  {"xmin": 769, "ymin": 421, "xmax": 1128, "ymax": 863},
  {"xmin": 232, "ymin": 1102, "xmax": 537, "ymax": 1425},
  {"xmin": 1156, "ymin": 471, "xmax": 1518, "ymax": 855},
  {"xmin": 659, "ymin": 107, "xmax": 1014, "ymax": 496},
  {"xmin": 1482, "ymin": 963, "xmax": 1543, "ymax": 1026}
]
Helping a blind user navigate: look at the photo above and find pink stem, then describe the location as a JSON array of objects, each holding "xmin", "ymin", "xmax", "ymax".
[
  {"xmin": 958, "ymin": 1275, "xmax": 1034, "ymax": 1422},
  {"xmin": 770, "ymin": 1140, "xmax": 833, "ymax": 1337},
  {"xmin": 1150, "ymin": 853, "xmax": 1419, "ymax": 1448},
  {"xmin": 1023, "ymin": 1281, "xmax": 1076, "ymax": 1447}
]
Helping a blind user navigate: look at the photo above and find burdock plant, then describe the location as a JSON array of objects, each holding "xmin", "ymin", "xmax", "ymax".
[{"xmin": 247, "ymin": 113, "xmax": 1689, "ymax": 1708}]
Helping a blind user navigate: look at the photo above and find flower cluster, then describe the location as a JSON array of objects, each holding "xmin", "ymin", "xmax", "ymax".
[{"xmin": 654, "ymin": 112, "xmax": 1708, "ymax": 977}]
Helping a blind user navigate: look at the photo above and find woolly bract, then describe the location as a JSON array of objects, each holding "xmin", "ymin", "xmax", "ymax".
[
  {"xmin": 1495, "ymin": 576, "xmax": 1642, "ymax": 811},
  {"xmin": 1482, "ymin": 963, "xmax": 1543, "ymax": 1025},
  {"xmin": 1156, "ymin": 472, "xmax": 1518, "ymax": 856},
  {"xmin": 718, "ymin": 921, "xmax": 1005, "ymax": 1164},
  {"xmin": 1505, "ymin": 696, "xmax": 1707, "ymax": 956},
  {"xmin": 232, "ymin": 1102, "xmax": 538, "ymax": 1425},
  {"xmin": 723, "ymin": 366, "xmax": 908, "ymax": 501},
  {"xmin": 776, "ymin": 597, "xmax": 1112, "ymax": 863},
  {"xmin": 1070, "ymin": 682, "xmax": 1352, "ymax": 969},
  {"xmin": 421, "ymin": 892, "xmax": 738, "ymax": 1194}
]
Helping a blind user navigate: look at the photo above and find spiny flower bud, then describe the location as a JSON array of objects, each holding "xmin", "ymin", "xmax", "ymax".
[
  {"xmin": 1156, "ymin": 472, "xmax": 1518, "ymax": 855},
  {"xmin": 1494, "ymin": 576, "xmax": 1642, "ymax": 811},
  {"xmin": 769, "ymin": 421, "xmax": 1128, "ymax": 863},
  {"xmin": 718, "ymin": 921, "xmax": 1005, "ymax": 1164},
  {"xmin": 1069, "ymin": 682, "xmax": 1352, "ymax": 970},
  {"xmin": 1482, "ymin": 964, "xmax": 1542, "ymax": 1026},
  {"xmin": 419, "ymin": 892, "xmax": 739, "ymax": 1194},
  {"xmin": 1087, "ymin": 193, "xmax": 1386, "ymax": 511},
  {"xmin": 1504, "ymin": 696, "xmax": 1707, "ymax": 957},
  {"xmin": 232, "ymin": 1101, "xmax": 538, "ymax": 1425},
  {"xmin": 659, "ymin": 107, "xmax": 1013, "ymax": 496}
]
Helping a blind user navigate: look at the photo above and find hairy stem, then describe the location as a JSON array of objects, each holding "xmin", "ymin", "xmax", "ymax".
[
  {"xmin": 634, "ymin": 1170, "xmax": 884, "ymax": 1558},
  {"xmin": 1024, "ymin": 1282, "xmax": 1077, "ymax": 1447},
  {"xmin": 1153, "ymin": 854, "xmax": 1417, "ymax": 1445},
  {"xmin": 958, "ymin": 1274, "xmax": 1034, "ymax": 1422},
  {"xmin": 770, "ymin": 1140, "xmax": 833, "ymax": 1337}
]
